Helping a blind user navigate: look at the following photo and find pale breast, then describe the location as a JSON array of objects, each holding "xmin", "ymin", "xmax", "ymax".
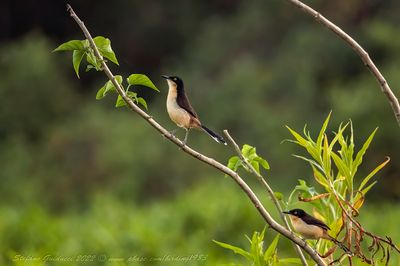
[
  {"xmin": 167, "ymin": 88, "xmax": 191, "ymax": 128},
  {"xmin": 290, "ymin": 216, "xmax": 325, "ymax": 240}
]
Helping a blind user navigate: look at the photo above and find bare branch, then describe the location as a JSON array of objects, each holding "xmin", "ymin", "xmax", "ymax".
[
  {"xmin": 66, "ymin": 4, "xmax": 326, "ymax": 265},
  {"xmin": 223, "ymin": 130, "xmax": 308, "ymax": 266},
  {"xmin": 287, "ymin": 0, "xmax": 400, "ymax": 127}
]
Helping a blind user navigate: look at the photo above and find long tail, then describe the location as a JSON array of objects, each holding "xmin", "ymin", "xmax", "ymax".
[
  {"xmin": 328, "ymin": 236, "xmax": 353, "ymax": 255},
  {"xmin": 201, "ymin": 125, "xmax": 227, "ymax": 145}
]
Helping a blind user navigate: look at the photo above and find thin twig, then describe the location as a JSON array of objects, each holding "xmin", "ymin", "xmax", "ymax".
[
  {"xmin": 332, "ymin": 188, "xmax": 400, "ymax": 253},
  {"xmin": 66, "ymin": 4, "xmax": 326, "ymax": 265},
  {"xmin": 286, "ymin": 0, "xmax": 400, "ymax": 127},
  {"xmin": 223, "ymin": 130, "xmax": 308, "ymax": 266}
]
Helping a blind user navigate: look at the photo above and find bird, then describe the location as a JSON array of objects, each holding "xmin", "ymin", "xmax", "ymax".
[
  {"xmin": 162, "ymin": 75, "xmax": 227, "ymax": 146},
  {"xmin": 283, "ymin": 209, "xmax": 352, "ymax": 255}
]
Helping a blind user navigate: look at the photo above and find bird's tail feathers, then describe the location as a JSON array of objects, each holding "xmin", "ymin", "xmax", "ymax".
[
  {"xmin": 328, "ymin": 236, "xmax": 353, "ymax": 255},
  {"xmin": 201, "ymin": 125, "xmax": 227, "ymax": 145}
]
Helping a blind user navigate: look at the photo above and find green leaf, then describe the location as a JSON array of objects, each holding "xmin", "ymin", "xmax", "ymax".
[
  {"xmin": 264, "ymin": 234, "xmax": 280, "ymax": 261},
  {"xmin": 96, "ymin": 86, "xmax": 106, "ymax": 100},
  {"xmin": 137, "ymin": 97, "xmax": 148, "ymax": 110},
  {"xmin": 115, "ymin": 95, "xmax": 126, "ymax": 107},
  {"xmin": 353, "ymin": 128, "xmax": 378, "ymax": 174},
  {"xmin": 358, "ymin": 157, "xmax": 390, "ymax": 191},
  {"xmin": 360, "ymin": 180, "xmax": 377, "ymax": 196},
  {"xmin": 53, "ymin": 40, "xmax": 84, "ymax": 52},
  {"xmin": 331, "ymin": 152, "xmax": 351, "ymax": 179},
  {"xmin": 254, "ymin": 157, "xmax": 270, "ymax": 170},
  {"xmin": 213, "ymin": 240, "xmax": 253, "ymax": 261},
  {"xmin": 317, "ymin": 111, "xmax": 331, "ymax": 150},
  {"xmin": 72, "ymin": 50, "xmax": 85, "ymax": 78},
  {"xmin": 250, "ymin": 231, "xmax": 263, "ymax": 265},
  {"xmin": 93, "ymin": 36, "xmax": 119, "ymax": 65},
  {"xmin": 115, "ymin": 91, "xmax": 137, "ymax": 108},
  {"xmin": 251, "ymin": 160, "xmax": 260, "ymax": 174},
  {"xmin": 286, "ymin": 126, "xmax": 309, "ymax": 148},
  {"xmin": 86, "ymin": 52, "xmax": 100, "ymax": 70},
  {"xmin": 96, "ymin": 75, "xmax": 123, "ymax": 100},
  {"xmin": 227, "ymin": 156, "xmax": 241, "ymax": 171},
  {"xmin": 127, "ymin": 74, "xmax": 159, "ymax": 92}
]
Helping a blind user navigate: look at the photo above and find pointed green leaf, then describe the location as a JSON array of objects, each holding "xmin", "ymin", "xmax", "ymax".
[
  {"xmin": 227, "ymin": 156, "xmax": 241, "ymax": 171},
  {"xmin": 254, "ymin": 157, "xmax": 270, "ymax": 170},
  {"xmin": 115, "ymin": 91, "xmax": 137, "ymax": 108},
  {"xmin": 250, "ymin": 160, "xmax": 260, "ymax": 174},
  {"xmin": 115, "ymin": 95, "xmax": 126, "ymax": 107},
  {"xmin": 127, "ymin": 74, "xmax": 159, "ymax": 92},
  {"xmin": 358, "ymin": 157, "xmax": 390, "ymax": 191},
  {"xmin": 331, "ymin": 152, "xmax": 351, "ymax": 179},
  {"xmin": 250, "ymin": 231, "xmax": 262, "ymax": 265},
  {"xmin": 137, "ymin": 97, "xmax": 148, "ymax": 110},
  {"xmin": 213, "ymin": 240, "xmax": 253, "ymax": 261},
  {"xmin": 317, "ymin": 111, "xmax": 331, "ymax": 149},
  {"xmin": 96, "ymin": 85, "xmax": 106, "ymax": 100},
  {"xmin": 96, "ymin": 75, "xmax": 123, "ymax": 100},
  {"xmin": 93, "ymin": 36, "xmax": 119, "ymax": 65},
  {"xmin": 329, "ymin": 123, "xmax": 349, "ymax": 151},
  {"xmin": 242, "ymin": 145, "xmax": 258, "ymax": 163},
  {"xmin": 286, "ymin": 126, "xmax": 308, "ymax": 148},
  {"xmin": 72, "ymin": 50, "xmax": 85, "ymax": 78},
  {"xmin": 53, "ymin": 40, "xmax": 84, "ymax": 52},
  {"xmin": 293, "ymin": 155, "xmax": 324, "ymax": 173},
  {"xmin": 86, "ymin": 52, "xmax": 100, "ymax": 70},
  {"xmin": 360, "ymin": 181, "xmax": 377, "ymax": 196},
  {"xmin": 264, "ymin": 234, "xmax": 280, "ymax": 261},
  {"xmin": 353, "ymin": 128, "xmax": 378, "ymax": 174}
]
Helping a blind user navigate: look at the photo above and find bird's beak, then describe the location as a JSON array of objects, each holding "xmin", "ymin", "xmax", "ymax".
[
  {"xmin": 161, "ymin": 75, "xmax": 170, "ymax": 80},
  {"xmin": 283, "ymin": 211, "xmax": 290, "ymax": 214}
]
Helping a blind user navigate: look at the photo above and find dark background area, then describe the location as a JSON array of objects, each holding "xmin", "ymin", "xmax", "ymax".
[{"xmin": 0, "ymin": 0, "xmax": 399, "ymax": 265}]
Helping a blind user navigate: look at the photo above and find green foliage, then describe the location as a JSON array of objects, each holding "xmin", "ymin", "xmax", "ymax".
[
  {"xmin": 127, "ymin": 74, "xmax": 159, "ymax": 92},
  {"xmin": 96, "ymin": 75, "xmax": 122, "ymax": 100},
  {"xmin": 227, "ymin": 144, "xmax": 270, "ymax": 174},
  {"xmin": 55, "ymin": 36, "xmax": 159, "ymax": 111},
  {"xmin": 214, "ymin": 228, "xmax": 305, "ymax": 265},
  {"xmin": 286, "ymin": 114, "xmax": 391, "ymax": 262},
  {"xmin": 53, "ymin": 36, "xmax": 119, "ymax": 78}
]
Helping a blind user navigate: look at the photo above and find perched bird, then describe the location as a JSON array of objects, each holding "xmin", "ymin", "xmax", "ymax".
[
  {"xmin": 162, "ymin": 75, "xmax": 226, "ymax": 146},
  {"xmin": 283, "ymin": 209, "xmax": 352, "ymax": 255}
]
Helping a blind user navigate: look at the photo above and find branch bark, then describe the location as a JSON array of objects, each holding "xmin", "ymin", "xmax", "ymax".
[
  {"xmin": 66, "ymin": 4, "xmax": 326, "ymax": 265},
  {"xmin": 286, "ymin": 0, "xmax": 400, "ymax": 127}
]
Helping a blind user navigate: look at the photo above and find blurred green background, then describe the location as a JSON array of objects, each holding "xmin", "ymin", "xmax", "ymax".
[{"xmin": 1, "ymin": 0, "xmax": 399, "ymax": 265}]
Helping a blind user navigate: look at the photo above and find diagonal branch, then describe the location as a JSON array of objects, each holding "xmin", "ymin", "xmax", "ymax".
[
  {"xmin": 66, "ymin": 3, "xmax": 326, "ymax": 265},
  {"xmin": 223, "ymin": 130, "xmax": 308, "ymax": 266},
  {"xmin": 286, "ymin": 0, "xmax": 400, "ymax": 127}
]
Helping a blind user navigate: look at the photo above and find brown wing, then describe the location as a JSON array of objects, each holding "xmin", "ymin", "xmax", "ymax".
[
  {"xmin": 176, "ymin": 88, "xmax": 198, "ymax": 119},
  {"xmin": 302, "ymin": 214, "xmax": 331, "ymax": 231}
]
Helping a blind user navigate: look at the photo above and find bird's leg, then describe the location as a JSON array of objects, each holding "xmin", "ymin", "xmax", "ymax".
[{"xmin": 182, "ymin": 128, "xmax": 189, "ymax": 146}]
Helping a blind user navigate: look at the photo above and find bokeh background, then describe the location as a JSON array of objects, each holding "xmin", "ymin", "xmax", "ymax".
[{"xmin": 1, "ymin": 0, "xmax": 399, "ymax": 265}]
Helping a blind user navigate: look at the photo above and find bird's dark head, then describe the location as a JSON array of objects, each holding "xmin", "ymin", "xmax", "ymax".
[
  {"xmin": 162, "ymin": 75, "xmax": 184, "ymax": 89},
  {"xmin": 283, "ymin": 209, "xmax": 307, "ymax": 218}
]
